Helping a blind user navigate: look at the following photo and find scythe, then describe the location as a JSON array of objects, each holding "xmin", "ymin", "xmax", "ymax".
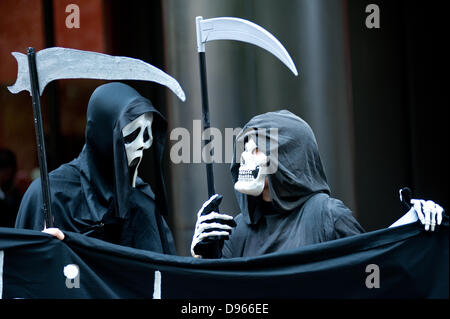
[{"xmin": 195, "ymin": 16, "xmax": 298, "ymax": 199}]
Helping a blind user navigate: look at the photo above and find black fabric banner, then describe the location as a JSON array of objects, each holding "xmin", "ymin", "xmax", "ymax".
[{"xmin": 0, "ymin": 220, "xmax": 448, "ymax": 299}]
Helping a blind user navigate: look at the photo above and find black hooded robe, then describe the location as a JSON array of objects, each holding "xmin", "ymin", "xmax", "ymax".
[
  {"xmin": 15, "ymin": 82, "xmax": 176, "ymax": 254},
  {"xmin": 223, "ymin": 110, "xmax": 364, "ymax": 258}
]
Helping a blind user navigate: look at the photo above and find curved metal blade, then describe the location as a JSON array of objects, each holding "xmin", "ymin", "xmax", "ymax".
[
  {"xmin": 7, "ymin": 47, "xmax": 186, "ymax": 101},
  {"xmin": 196, "ymin": 16, "xmax": 298, "ymax": 76}
]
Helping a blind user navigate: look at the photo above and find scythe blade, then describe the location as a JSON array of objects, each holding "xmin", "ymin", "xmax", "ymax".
[
  {"xmin": 8, "ymin": 47, "xmax": 186, "ymax": 102},
  {"xmin": 196, "ymin": 16, "xmax": 298, "ymax": 76}
]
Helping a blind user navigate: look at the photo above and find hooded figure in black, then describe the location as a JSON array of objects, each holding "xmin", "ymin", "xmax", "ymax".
[
  {"xmin": 191, "ymin": 110, "xmax": 363, "ymax": 258},
  {"xmin": 223, "ymin": 110, "xmax": 364, "ymax": 257},
  {"xmin": 190, "ymin": 110, "xmax": 444, "ymax": 258},
  {"xmin": 16, "ymin": 82, "xmax": 176, "ymax": 254}
]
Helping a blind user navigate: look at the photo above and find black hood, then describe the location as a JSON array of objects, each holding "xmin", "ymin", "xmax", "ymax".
[
  {"xmin": 230, "ymin": 110, "xmax": 330, "ymax": 224},
  {"xmin": 16, "ymin": 82, "xmax": 176, "ymax": 253},
  {"xmin": 79, "ymin": 82, "xmax": 168, "ymax": 220}
]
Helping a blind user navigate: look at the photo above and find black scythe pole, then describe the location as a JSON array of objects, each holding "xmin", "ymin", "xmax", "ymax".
[
  {"xmin": 195, "ymin": 20, "xmax": 222, "ymax": 251},
  {"xmin": 198, "ymin": 51, "xmax": 216, "ymax": 198},
  {"xmin": 198, "ymin": 48, "xmax": 224, "ymax": 246},
  {"xmin": 27, "ymin": 47, "xmax": 54, "ymax": 228}
]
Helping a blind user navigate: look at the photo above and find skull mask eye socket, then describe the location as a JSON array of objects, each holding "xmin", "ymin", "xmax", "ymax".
[{"xmin": 123, "ymin": 127, "xmax": 141, "ymax": 144}]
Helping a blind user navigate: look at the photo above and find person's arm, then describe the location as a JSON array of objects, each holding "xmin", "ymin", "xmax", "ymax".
[
  {"xmin": 15, "ymin": 179, "xmax": 44, "ymax": 230},
  {"xmin": 16, "ymin": 179, "xmax": 65, "ymax": 240},
  {"xmin": 332, "ymin": 202, "xmax": 365, "ymax": 239}
]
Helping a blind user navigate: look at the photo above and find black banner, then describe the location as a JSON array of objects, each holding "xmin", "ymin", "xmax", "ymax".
[{"xmin": 0, "ymin": 220, "xmax": 448, "ymax": 299}]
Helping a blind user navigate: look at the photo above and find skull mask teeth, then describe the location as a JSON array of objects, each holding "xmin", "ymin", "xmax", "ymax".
[
  {"xmin": 122, "ymin": 112, "xmax": 153, "ymax": 187},
  {"xmin": 234, "ymin": 137, "xmax": 268, "ymax": 196},
  {"xmin": 238, "ymin": 166, "xmax": 260, "ymax": 182}
]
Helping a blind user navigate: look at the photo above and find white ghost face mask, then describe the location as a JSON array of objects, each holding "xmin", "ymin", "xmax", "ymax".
[
  {"xmin": 122, "ymin": 112, "xmax": 153, "ymax": 187},
  {"xmin": 234, "ymin": 137, "xmax": 269, "ymax": 196}
]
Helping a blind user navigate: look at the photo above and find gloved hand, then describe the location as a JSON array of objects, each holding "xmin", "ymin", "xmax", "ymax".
[
  {"xmin": 399, "ymin": 187, "xmax": 444, "ymax": 231},
  {"xmin": 191, "ymin": 194, "xmax": 236, "ymax": 258},
  {"xmin": 411, "ymin": 199, "xmax": 444, "ymax": 231}
]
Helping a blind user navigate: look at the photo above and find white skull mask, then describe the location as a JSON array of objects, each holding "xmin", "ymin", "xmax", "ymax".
[
  {"xmin": 122, "ymin": 112, "xmax": 153, "ymax": 187},
  {"xmin": 234, "ymin": 138, "xmax": 269, "ymax": 196}
]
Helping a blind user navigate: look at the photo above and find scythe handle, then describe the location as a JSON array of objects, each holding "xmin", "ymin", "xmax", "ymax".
[
  {"xmin": 27, "ymin": 47, "xmax": 54, "ymax": 228},
  {"xmin": 197, "ymin": 51, "xmax": 223, "ymax": 246},
  {"xmin": 198, "ymin": 52, "xmax": 216, "ymax": 198}
]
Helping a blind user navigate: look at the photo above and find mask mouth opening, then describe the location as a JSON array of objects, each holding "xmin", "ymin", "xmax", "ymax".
[
  {"xmin": 129, "ymin": 156, "xmax": 141, "ymax": 186},
  {"xmin": 238, "ymin": 165, "xmax": 260, "ymax": 182},
  {"xmin": 130, "ymin": 157, "xmax": 140, "ymax": 168}
]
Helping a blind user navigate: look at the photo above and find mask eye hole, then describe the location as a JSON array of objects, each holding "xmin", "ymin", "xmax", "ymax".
[
  {"xmin": 123, "ymin": 127, "xmax": 141, "ymax": 144},
  {"xmin": 143, "ymin": 127, "xmax": 150, "ymax": 143}
]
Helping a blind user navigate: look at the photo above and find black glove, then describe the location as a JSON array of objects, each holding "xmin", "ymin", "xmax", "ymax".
[
  {"xmin": 191, "ymin": 194, "xmax": 236, "ymax": 258},
  {"xmin": 398, "ymin": 187, "xmax": 445, "ymax": 231}
]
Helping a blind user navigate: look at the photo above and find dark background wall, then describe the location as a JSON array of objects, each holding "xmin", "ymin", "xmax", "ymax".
[
  {"xmin": 0, "ymin": 0, "xmax": 447, "ymax": 255},
  {"xmin": 347, "ymin": 0, "xmax": 448, "ymax": 230}
]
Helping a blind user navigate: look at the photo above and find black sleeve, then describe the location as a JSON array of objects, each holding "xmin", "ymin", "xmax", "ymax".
[
  {"xmin": 15, "ymin": 178, "xmax": 45, "ymax": 230},
  {"xmin": 221, "ymin": 213, "xmax": 245, "ymax": 258},
  {"xmin": 329, "ymin": 198, "xmax": 365, "ymax": 239},
  {"xmin": 222, "ymin": 236, "xmax": 232, "ymax": 258}
]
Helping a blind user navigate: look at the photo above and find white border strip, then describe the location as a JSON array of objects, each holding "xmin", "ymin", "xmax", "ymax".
[
  {"xmin": 153, "ymin": 270, "xmax": 161, "ymax": 299},
  {"xmin": 0, "ymin": 250, "xmax": 4, "ymax": 299}
]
